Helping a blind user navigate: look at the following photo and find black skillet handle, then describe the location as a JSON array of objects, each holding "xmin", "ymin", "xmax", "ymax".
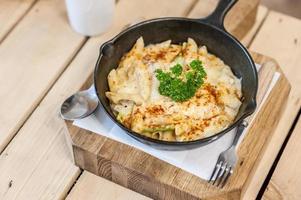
[{"xmin": 200, "ymin": 0, "xmax": 237, "ymax": 31}]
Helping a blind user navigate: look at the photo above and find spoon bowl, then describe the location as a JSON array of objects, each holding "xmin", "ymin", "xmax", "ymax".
[{"xmin": 60, "ymin": 85, "xmax": 98, "ymax": 120}]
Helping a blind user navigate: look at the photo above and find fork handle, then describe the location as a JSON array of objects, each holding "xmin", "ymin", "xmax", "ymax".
[{"xmin": 232, "ymin": 120, "xmax": 248, "ymax": 147}]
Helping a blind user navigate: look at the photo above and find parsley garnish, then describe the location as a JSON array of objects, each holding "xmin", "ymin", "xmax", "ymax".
[
  {"xmin": 155, "ymin": 59, "xmax": 206, "ymax": 102},
  {"xmin": 170, "ymin": 64, "xmax": 183, "ymax": 77}
]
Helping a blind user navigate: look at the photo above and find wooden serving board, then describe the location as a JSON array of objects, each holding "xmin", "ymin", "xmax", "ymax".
[{"xmin": 64, "ymin": 52, "xmax": 290, "ymax": 200}]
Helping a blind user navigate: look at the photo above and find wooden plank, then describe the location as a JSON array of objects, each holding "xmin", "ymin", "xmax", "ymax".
[
  {"xmin": 66, "ymin": 171, "xmax": 151, "ymax": 200},
  {"xmin": 241, "ymin": 5, "xmax": 269, "ymax": 47},
  {"xmin": 65, "ymin": 52, "xmax": 290, "ymax": 200},
  {"xmin": 250, "ymin": 11, "xmax": 301, "ymax": 96},
  {"xmin": 0, "ymin": 0, "xmax": 85, "ymax": 152},
  {"xmin": 13, "ymin": 130, "xmax": 80, "ymax": 200},
  {"xmin": 0, "ymin": 0, "xmax": 196, "ymax": 199},
  {"xmin": 188, "ymin": 0, "xmax": 260, "ymax": 39},
  {"xmin": 242, "ymin": 11, "xmax": 301, "ymax": 199},
  {"xmin": 263, "ymin": 117, "xmax": 301, "ymax": 200},
  {"xmin": 0, "ymin": 0, "xmax": 36, "ymax": 42},
  {"xmin": 0, "ymin": 41, "xmax": 94, "ymax": 199}
]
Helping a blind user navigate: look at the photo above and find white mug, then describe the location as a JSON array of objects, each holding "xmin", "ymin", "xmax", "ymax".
[{"xmin": 65, "ymin": 0, "xmax": 115, "ymax": 36}]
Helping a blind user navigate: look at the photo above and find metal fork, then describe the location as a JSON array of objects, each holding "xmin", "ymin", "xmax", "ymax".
[{"xmin": 208, "ymin": 120, "xmax": 248, "ymax": 188}]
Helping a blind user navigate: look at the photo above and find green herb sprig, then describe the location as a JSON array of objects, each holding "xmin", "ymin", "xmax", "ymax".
[{"xmin": 155, "ymin": 59, "xmax": 206, "ymax": 102}]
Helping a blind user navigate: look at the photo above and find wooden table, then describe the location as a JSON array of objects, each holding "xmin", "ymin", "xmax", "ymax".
[{"xmin": 0, "ymin": 0, "xmax": 300, "ymax": 199}]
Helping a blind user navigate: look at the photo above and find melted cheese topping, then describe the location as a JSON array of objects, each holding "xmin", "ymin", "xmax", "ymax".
[{"xmin": 106, "ymin": 37, "xmax": 242, "ymax": 141}]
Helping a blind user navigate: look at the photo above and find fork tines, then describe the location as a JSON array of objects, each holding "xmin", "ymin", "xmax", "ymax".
[{"xmin": 208, "ymin": 161, "xmax": 233, "ymax": 188}]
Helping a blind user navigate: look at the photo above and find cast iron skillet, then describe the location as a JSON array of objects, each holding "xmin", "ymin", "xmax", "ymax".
[{"xmin": 94, "ymin": 0, "xmax": 258, "ymax": 150}]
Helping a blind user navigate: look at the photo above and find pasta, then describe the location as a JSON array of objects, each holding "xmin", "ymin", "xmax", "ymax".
[{"xmin": 106, "ymin": 37, "xmax": 242, "ymax": 141}]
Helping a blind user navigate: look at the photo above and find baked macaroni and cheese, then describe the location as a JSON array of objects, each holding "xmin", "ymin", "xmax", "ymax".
[{"xmin": 106, "ymin": 37, "xmax": 242, "ymax": 141}]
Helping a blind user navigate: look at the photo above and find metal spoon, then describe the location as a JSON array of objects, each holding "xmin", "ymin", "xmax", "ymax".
[{"xmin": 60, "ymin": 85, "xmax": 98, "ymax": 120}]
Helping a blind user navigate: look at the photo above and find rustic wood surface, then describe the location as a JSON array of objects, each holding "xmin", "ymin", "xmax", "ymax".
[
  {"xmin": 263, "ymin": 118, "xmax": 301, "ymax": 200},
  {"xmin": 0, "ymin": 0, "xmax": 36, "ymax": 42},
  {"xmin": 0, "ymin": 0, "xmax": 300, "ymax": 199},
  {"xmin": 241, "ymin": 5, "xmax": 269, "ymax": 47},
  {"xmin": 65, "ymin": 52, "xmax": 290, "ymax": 200},
  {"xmin": 0, "ymin": 0, "xmax": 86, "ymax": 152},
  {"xmin": 249, "ymin": 12, "xmax": 301, "ymax": 200},
  {"xmin": 188, "ymin": 0, "xmax": 260, "ymax": 39},
  {"xmin": 66, "ymin": 172, "xmax": 151, "ymax": 200}
]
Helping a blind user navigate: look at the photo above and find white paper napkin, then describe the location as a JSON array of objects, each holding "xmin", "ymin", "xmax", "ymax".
[{"xmin": 73, "ymin": 64, "xmax": 280, "ymax": 180}]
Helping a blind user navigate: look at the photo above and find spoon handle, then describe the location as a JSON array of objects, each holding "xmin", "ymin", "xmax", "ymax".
[{"xmin": 87, "ymin": 84, "xmax": 97, "ymax": 96}]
